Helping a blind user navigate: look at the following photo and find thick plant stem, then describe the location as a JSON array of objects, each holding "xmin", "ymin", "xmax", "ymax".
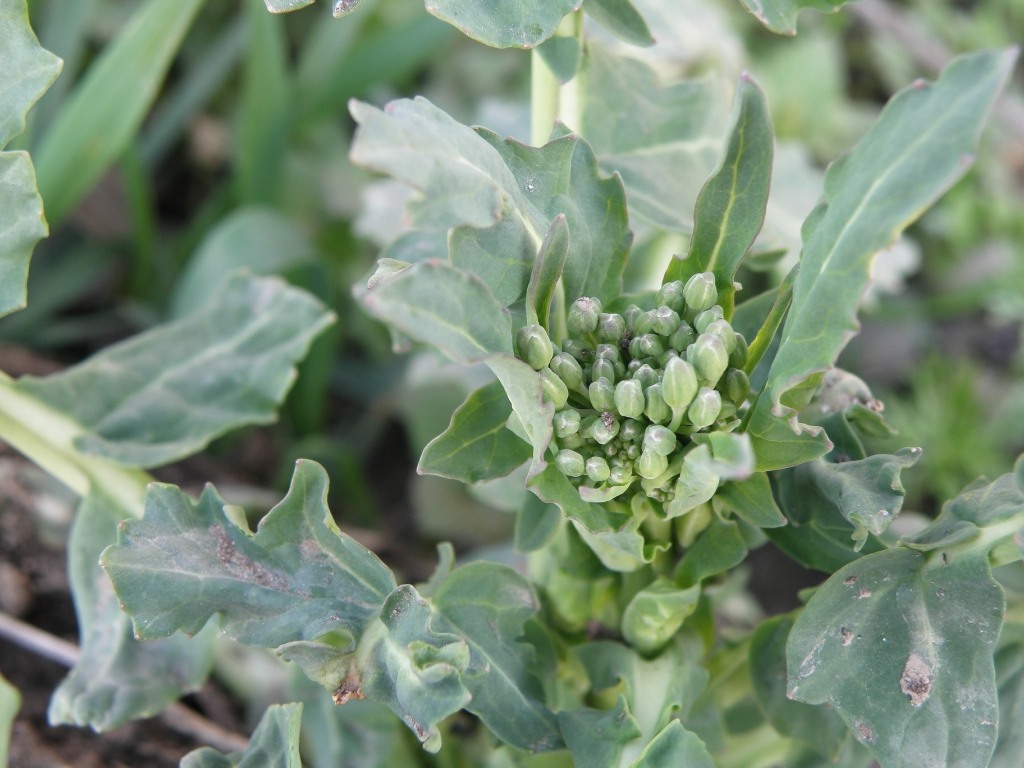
[{"xmin": 529, "ymin": 11, "xmax": 583, "ymax": 146}]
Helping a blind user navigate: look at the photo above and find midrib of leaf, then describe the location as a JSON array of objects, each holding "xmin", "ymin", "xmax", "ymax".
[{"xmin": 701, "ymin": 123, "xmax": 747, "ymax": 276}]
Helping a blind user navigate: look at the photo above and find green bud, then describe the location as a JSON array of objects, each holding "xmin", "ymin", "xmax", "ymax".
[
  {"xmin": 555, "ymin": 449, "xmax": 586, "ymax": 478},
  {"xmin": 609, "ymin": 465, "xmax": 632, "ymax": 485},
  {"xmin": 516, "ymin": 324, "xmax": 554, "ymax": 370},
  {"xmin": 628, "ymin": 334, "xmax": 664, "ymax": 360},
  {"xmin": 632, "ymin": 363, "xmax": 659, "ymax": 390},
  {"xmin": 683, "ymin": 272, "xmax": 717, "ymax": 313},
  {"xmin": 636, "ymin": 449, "xmax": 669, "ymax": 479},
  {"xmin": 729, "ymin": 333, "xmax": 748, "ymax": 369},
  {"xmin": 656, "ymin": 280, "xmax": 687, "ymax": 313},
  {"xmin": 670, "ymin": 322, "xmax": 697, "ymax": 352},
  {"xmin": 589, "ymin": 378, "xmax": 616, "ymax": 412},
  {"xmin": 650, "ymin": 306, "xmax": 681, "ymax": 336},
  {"xmin": 623, "ymin": 304, "xmax": 644, "ymax": 331},
  {"xmin": 595, "ymin": 344, "xmax": 622, "ymax": 364},
  {"xmin": 591, "ymin": 358, "xmax": 617, "ymax": 386},
  {"xmin": 693, "ymin": 305, "xmax": 724, "ymax": 334},
  {"xmin": 568, "ymin": 297, "xmax": 602, "ymax": 335},
  {"xmin": 620, "ymin": 418, "xmax": 643, "ymax": 443},
  {"xmin": 691, "ymin": 334, "xmax": 729, "ymax": 386},
  {"xmin": 559, "ymin": 433, "xmax": 583, "ymax": 450},
  {"xmin": 589, "ymin": 412, "xmax": 621, "ymax": 445},
  {"xmin": 550, "ymin": 352, "xmax": 585, "ymax": 392},
  {"xmin": 643, "ymin": 425, "xmax": 677, "ymax": 457},
  {"xmin": 626, "ymin": 444, "xmax": 641, "ymax": 460},
  {"xmin": 597, "ymin": 313, "xmax": 627, "ymax": 343},
  {"xmin": 586, "ymin": 455, "xmax": 611, "ymax": 483},
  {"xmin": 553, "ymin": 409, "xmax": 582, "ymax": 438},
  {"xmin": 662, "ymin": 356, "xmax": 699, "ymax": 410},
  {"xmin": 723, "ymin": 368, "xmax": 750, "ymax": 405},
  {"xmin": 614, "ymin": 379, "xmax": 645, "ymax": 419},
  {"xmin": 644, "ymin": 383, "xmax": 671, "ymax": 424},
  {"xmin": 687, "ymin": 386, "xmax": 722, "ymax": 429},
  {"xmin": 561, "ymin": 338, "xmax": 593, "ymax": 365},
  {"xmin": 539, "ymin": 368, "xmax": 569, "ymax": 409},
  {"xmin": 703, "ymin": 319, "xmax": 737, "ymax": 354},
  {"xmin": 632, "ymin": 310, "xmax": 655, "ymax": 335}
]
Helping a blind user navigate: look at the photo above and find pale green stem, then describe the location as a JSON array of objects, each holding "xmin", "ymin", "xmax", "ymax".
[{"xmin": 529, "ymin": 12, "xmax": 583, "ymax": 147}]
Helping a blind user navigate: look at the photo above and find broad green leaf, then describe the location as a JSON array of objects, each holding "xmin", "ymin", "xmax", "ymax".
[
  {"xmin": 991, "ymin": 626, "xmax": 1024, "ymax": 768},
  {"xmin": 33, "ymin": 0, "xmax": 203, "ymax": 225},
  {"xmin": 0, "ymin": 672, "xmax": 18, "ymax": 768},
  {"xmin": 17, "ymin": 274, "xmax": 334, "ymax": 467},
  {"xmin": 631, "ymin": 719, "xmax": 715, "ymax": 768},
  {"xmin": 749, "ymin": 615, "xmax": 850, "ymax": 759},
  {"xmin": 0, "ymin": 0, "xmax": 61, "ymax": 318},
  {"xmin": 749, "ymin": 50, "xmax": 1016, "ymax": 468},
  {"xmin": 528, "ymin": 463, "xmax": 631, "ymax": 534},
  {"xmin": 675, "ymin": 516, "xmax": 748, "ymax": 587},
  {"xmin": 666, "ymin": 434, "xmax": 753, "ymax": 519},
  {"xmin": 664, "ymin": 74, "xmax": 774, "ymax": 316},
  {"xmin": 514, "ymin": 494, "xmax": 561, "ymax": 552},
  {"xmin": 573, "ymin": 514, "xmax": 652, "ymax": 573},
  {"xmin": 350, "ymin": 97, "xmax": 629, "ymax": 312},
  {"xmin": 432, "ymin": 562, "xmax": 563, "ymax": 751},
  {"xmin": 536, "ymin": 36, "xmax": 580, "ymax": 84},
  {"xmin": 264, "ymin": 0, "xmax": 316, "ymax": 11},
  {"xmin": 526, "ymin": 214, "xmax": 569, "ymax": 328},
  {"xmin": 170, "ymin": 207, "xmax": 319, "ymax": 318},
  {"xmin": 583, "ymin": 0, "xmax": 654, "ymax": 46},
  {"xmin": 181, "ymin": 702, "xmax": 303, "ymax": 768},
  {"xmin": 577, "ymin": 43, "xmax": 729, "ymax": 231},
  {"xmin": 424, "ymin": 0, "xmax": 581, "ymax": 48},
  {"xmin": 787, "ymin": 548, "xmax": 1004, "ymax": 768},
  {"xmin": 714, "ymin": 472, "xmax": 786, "ymax": 528},
  {"xmin": 739, "ymin": 0, "xmax": 850, "ymax": 34},
  {"xmin": 102, "ymin": 460, "xmax": 397, "ymax": 645},
  {"xmin": 559, "ymin": 697, "xmax": 641, "ymax": 766},
  {"xmin": 419, "ymin": 381, "xmax": 532, "ymax": 483},
  {"xmin": 49, "ymin": 490, "xmax": 215, "ymax": 730},
  {"xmin": 485, "ymin": 349, "xmax": 555, "ymax": 475},
  {"xmin": 622, "ymin": 578, "xmax": 701, "ymax": 655},
  {"xmin": 361, "ymin": 260, "xmax": 513, "ymax": 362}
]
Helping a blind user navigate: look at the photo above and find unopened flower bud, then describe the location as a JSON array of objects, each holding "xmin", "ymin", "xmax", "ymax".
[
  {"xmin": 595, "ymin": 344, "xmax": 622, "ymax": 364},
  {"xmin": 568, "ymin": 297, "xmax": 602, "ymax": 335},
  {"xmin": 516, "ymin": 324, "xmax": 554, "ymax": 370},
  {"xmin": 683, "ymin": 272, "xmax": 717, "ymax": 313},
  {"xmin": 723, "ymin": 368, "xmax": 750, "ymax": 405},
  {"xmin": 614, "ymin": 379, "xmax": 645, "ymax": 418},
  {"xmin": 662, "ymin": 356, "xmax": 699, "ymax": 410},
  {"xmin": 539, "ymin": 368, "xmax": 569, "ymax": 409},
  {"xmin": 629, "ymin": 334, "xmax": 664, "ymax": 360},
  {"xmin": 644, "ymin": 383, "xmax": 671, "ymax": 424},
  {"xmin": 550, "ymin": 352, "xmax": 585, "ymax": 392},
  {"xmin": 623, "ymin": 304, "xmax": 644, "ymax": 331},
  {"xmin": 589, "ymin": 379, "xmax": 616, "ymax": 412},
  {"xmin": 670, "ymin": 322, "xmax": 697, "ymax": 352},
  {"xmin": 729, "ymin": 334, "xmax": 748, "ymax": 369},
  {"xmin": 591, "ymin": 358, "xmax": 617, "ymax": 386},
  {"xmin": 643, "ymin": 425, "xmax": 677, "ymax": 457},
  {"xmin": 597, "ymin": 313, "xmax": 627, "ymax": 343},
  {"xmin": 694, "ymin": 305, "xmax": 724, "ymax": 334},
  {"xmin": 703, "ymin": 319, "xmax": 737, "ymax": 354},
  {"xmin": 650, "ymin": 306, "xmax": 681, "ymax": 336},
  {"xmin": 586, "ymin": 456, "xmax": 611, "ymax": 483},
  {"xmin": 560, "ymin": 433, "xmax": 583, "ymax": 450},
  {"xmin": 632, "ymin": 311, "xmax": 655, "ymax": 335},
  {"xmin": 553, "ymin": 409, "xmax": 582, "ymax": 438},
  {"xmin": 561, "ymin": 339, "xmax": 593, "ymax": 365},
  {"xmin": 609, "ymin": 465, "xmax": 632, "ymax": 485},
  {"xmin": 632, "ymin": 363, "xmax": 659, "ymax": 390},
  {"xmin": 637, "ymin": 449, "xmax": 669, "ymax": 479},
  {"xmin": 687, "ymin": 386, "xmax": 722, "ymax": 429},
  {"xmin": 620, "ymin": 419, "xmax": 643, "ymax": 443},
  {"xmin": 589, "ymin": 413, "xmax": 620, "ymax": 445},
  {"xmin": 556, "ymin": 449, "xmax": 585, "ymax": 477},
  {"xmin": 656, "ymin": 280, "xmax": 686, "ymax": 313},
  {"xmin": 691, "ymin": 334, "xmax": 729, "ymax": 386}
]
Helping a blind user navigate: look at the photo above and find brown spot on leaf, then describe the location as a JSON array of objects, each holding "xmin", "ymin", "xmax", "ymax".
[
  {"xmin": 854, "ymin": 720, "xmax": 875, "ymax": 743},
  {"xmin": 841, "ymin": 627, "xmax": 853, "ymax": 646},
  {"xmin": 900, "ymin": 653, "xmax": 934, "ymax": 707},
  {"xmin": 844, "ymin": 575, "xmax": 858, "ymax": 586},
  {"xmin": 333, "ymin": 667, "xmax": 365, "ymax": 705},
  {"xmin": 857, "ymin": 587, "xmax": 872, "ymax": 599}
]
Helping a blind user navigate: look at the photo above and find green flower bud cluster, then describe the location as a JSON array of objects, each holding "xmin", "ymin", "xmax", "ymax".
[{"xmin": 515, "ymin": 274, "xmax": 752, "ymax": 509}]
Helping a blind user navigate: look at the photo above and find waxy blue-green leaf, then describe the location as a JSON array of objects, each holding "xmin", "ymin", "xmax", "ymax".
[
  {"xmin": 50, "ymin": 490, "xmax": 215, "ymax": 730},
  {"xmin": 558, "ymin": 697, "xmax": 641, "ymax": 767},
  {"xmin": 486, "ymin": 355, "xmax": 555, "ymax": 476},
  {"xmin": 714, "ymin": 472, "xmax": 786, "ymax": 528},
  {"xmin": 622, "ymin": 578, "xmax": 701, "ymax": 656},
  {"xmin": 536, "ymin": 36, "xmax": 581, "ymax": 84},
  {"xmin": 515, "ymin": 494, "xmax": 561, "ymax": 552},
  {"xmin": 419, "ymin": 381, "xmax": 531, "ymax": 483},
  {"xmin": 584, "ymin": 0, "xmax": 653, "ymax": 46},
  {"xmin": 739, "ymin": 0, "xmax": 851, "ymax": 34},
  {"xmin": 991, "ymin": 626, "xmax": 1024, "ymax": 768},
  {"xmin": 33, "ymin": 0, "xmax": 203, "ymax": 225},
  {"xmin": 675, "ymin": 516, "xmax": 747, "ymax": 587},
  {"xmin": 181, "ymin": 702, "xmax": 303, "ymax": 768},
  {"xmin": 17, "ymin": 274, "xmax": 334, "ymax": 468},
  {"xmin": 424, "ymin": 0, "xmax": 581, "ymax": 48},
  {"xmin": 787, "ymin": 547, "xmax": 1004, "ymax": 768},
  {"xmin": 577, "ymin": 43, "xmax": 729, "ymax": 231},
  {"xmin": 432, "ymin": 562, "xmax": 563, "ymax": 751},
  {"xmin": 0, "ymin": 671, "xmax": 17, "ymax": 768},
  {"xmin": 351, "ymin": 97, "xmax": 629, "ymax": 312},
  {"xmin": 0, "ymin": 0, "xmax": 61, "ymax": 319},
  {"xmin": 750, "ymin": 615, "xmax": 851, "ymax": 760},
  {"xmin": 632, "ymin": 720, "xmax": 715, "ymax": 768},
  {"xmin": 748, "ymin": 50, "xmax": 1016, "ymax": 469},
  {"xmin": 526, "ymin": 214, "xmax": 569, "ymax": 328},
  {"xmin": 664, "ymin": 74, "xmax": 773, "ymax": 316},
  {"xmin": 528, "ymin": 463, "xmax": 631, "ymax": 534},
  {"xmin": 102, "ymin": 460, "xmax": 397, "ymax": 646}
]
